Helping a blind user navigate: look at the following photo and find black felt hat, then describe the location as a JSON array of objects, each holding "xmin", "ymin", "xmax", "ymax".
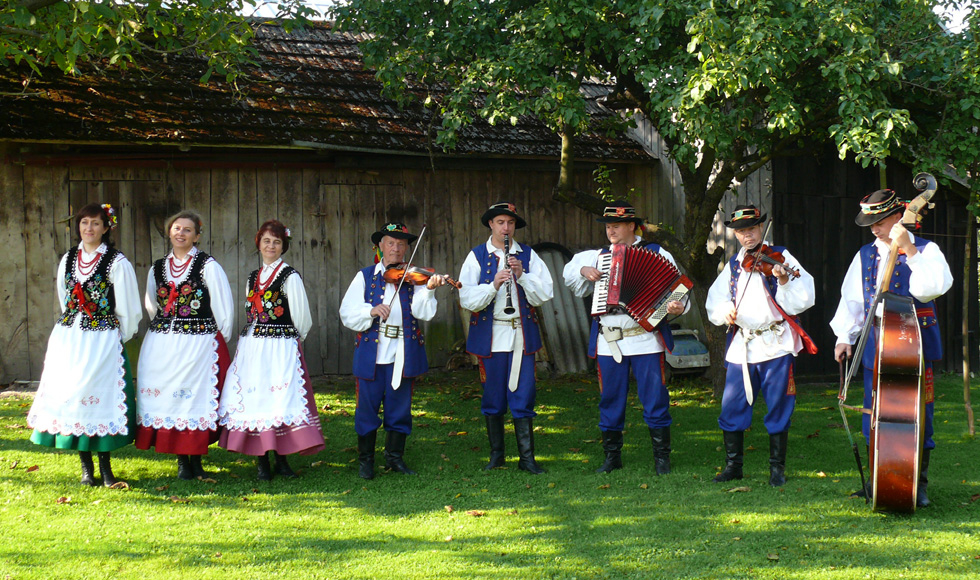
[
  {"xmin": 724, "ymin": 205, "xmax": 767, "ymax": 229},
  {"xmin": 595, "ymin": 201, "xmax": 644, "ymax": 225},
  {"xmin": 855, "ymin": 189, "xmax": 904, "ymax": 226},
  {"xmin": 371, "ymin": 222, "xmax": 418, "ymax": 246},
  {"xmin": 480, "ymin": 201, "xmax": 527, "ymax": 229}
]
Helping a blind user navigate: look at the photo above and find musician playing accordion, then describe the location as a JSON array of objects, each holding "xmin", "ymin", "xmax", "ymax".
[
  {"xmin": 705, "ymin": 204, "xmax": 815, "ymax": 487},
  {"xmin": 564, "ymin": 201, "xmax": 688, "ymax": 475},
  {"xmin": 458, "ymin": 202, "xmax": 554, "ymax": 475},
  {"xmin": 830, "ymin": 189, "xmax": 952, "ymax": 507}
]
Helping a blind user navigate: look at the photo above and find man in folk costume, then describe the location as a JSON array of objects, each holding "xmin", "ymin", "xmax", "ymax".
[
  {"xmin": 831, "ymin": 189, "xmax": 952, "ymax": 507},
  {"xmin": 458, "ymin": 202, "xmax": 554, "ymax": 474},
  {"xmin": 705, "ymin": 205, "xmax": 816, "ymax": 486},
  {"xmin": 563, "ymin": 201, "xmax": 688, "ymax": 474},
  {"xmin": 340, "ymin": 223, "xmax": 447, "ymax": 480}
]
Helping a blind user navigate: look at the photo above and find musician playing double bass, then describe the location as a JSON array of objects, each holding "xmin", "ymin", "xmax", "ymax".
[
  {"xmin": 458, "ymin": 202, "xmax": 554, "ymax": 474},
  {"xmin": 563, "ymin": 201, "xmax": 687, "ymax": 475},
  {"xmin": 830, "ymin": 189, "xmax": 952, "ymax": 507},
  {"xmin": 705, "ymin": 205, "xmax": 815, "ymax": 487}
]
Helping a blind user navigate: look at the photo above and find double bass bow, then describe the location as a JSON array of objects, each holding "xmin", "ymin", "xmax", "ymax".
[{"xmin": 839, "ymin": 172, "xmax": 937, "ymax": 513}]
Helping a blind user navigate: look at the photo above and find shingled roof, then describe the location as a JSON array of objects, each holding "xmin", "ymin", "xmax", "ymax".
[{"xmin": 0, "ymin": 21, "xmax": 652, "ymax": 163}]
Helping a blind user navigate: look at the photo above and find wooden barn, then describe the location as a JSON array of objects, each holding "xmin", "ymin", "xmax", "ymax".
[{"xmin": 0, "ymin": 22, "xmax": 687, "ymax": 382}]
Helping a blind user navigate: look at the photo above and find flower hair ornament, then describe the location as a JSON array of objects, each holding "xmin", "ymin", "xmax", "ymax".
[
  {"xmin": 285, "ymin": 227, "xmax": 292, "ymax": 239},
  {"xmin": 101, "ymin": 204, "xmax": 119, "ymax": 229}
]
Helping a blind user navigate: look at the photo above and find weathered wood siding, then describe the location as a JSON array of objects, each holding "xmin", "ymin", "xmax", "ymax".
[{"xmin": 0, "ymin": 157, "xmax": 669, "ymax": 381}]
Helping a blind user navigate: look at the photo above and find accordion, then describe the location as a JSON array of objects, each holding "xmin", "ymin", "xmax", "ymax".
[{"xmin": 591, "ymin": 244, "xmax": 693, "ymax": 332}]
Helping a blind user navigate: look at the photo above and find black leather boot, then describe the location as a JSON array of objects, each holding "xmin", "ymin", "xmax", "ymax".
[
  {"xmin": 384, "ymin": 431, "xmax": 416, "ymax": 475},
  {"xmin": 256, "ymin": 453, "xmax": 273, "ymax": 481},
  {"xmin": 713, "ymin": 431, "xmax": 744, "ymax": 483},
  {"xmin": 188, "ymin": 455, "xmax": 208, "ymax": 479},
  {"xmin": 484, "ymin": 414, "xmax": 506, "ymax": 470},
  {"xmin": 917, "ymin": 448, "xmax": 931, "ymax": 508},
  {"xmin": 79, "ymin": 451, "xmax": 97, "ymax": 486},
  {"xmin": 357, "ymin": 430, "xmax": 377, "ymax": 480},
  {"xmin": 595, "ymin": 430, "xmax": 624, "ymax": 474},
  {"xmin": 176, "ymin": 455, "xmax": 194, "ymax": 480},
  {"xmin": 649, "ymin": 427, "xmax": 672, "ymax": 475},
  {"xmin": 273, "ymin": 451, "xmax": 297, "ymax": 478},
  {"xmin": 97, "ymin": 452, "xmax": 117, "ymax": 487},
  {"xmin": 768, "ymin": 431, "xmax": 788, "ymax": 487},
  {"xmin": 514, "ymin": 417, "xmax": 546, "ymax": 474}
]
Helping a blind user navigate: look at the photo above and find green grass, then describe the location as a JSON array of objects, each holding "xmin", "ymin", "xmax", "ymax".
[{"xmin": 1, "ymin": 370, "xmax": 978, "ymax": 579}]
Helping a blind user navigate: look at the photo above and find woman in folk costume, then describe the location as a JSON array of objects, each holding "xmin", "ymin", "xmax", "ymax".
[
  {"xmin": 135, "ymin": 210, "xmax": 234, "ymax": 480},
  {"xmin": 28, "ymin": 203, "xmax": 142, "ymax": 487},
  {"xmin": 217, "ymin": 220, "xmax": 325, "ymax": 480}
]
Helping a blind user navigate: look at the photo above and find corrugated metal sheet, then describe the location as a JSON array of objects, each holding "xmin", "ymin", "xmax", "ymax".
[{"xmin": 534, "ymin": 243, "xmax": 592, "ymax": 375}]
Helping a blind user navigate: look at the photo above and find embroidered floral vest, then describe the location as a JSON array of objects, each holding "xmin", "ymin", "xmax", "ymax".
[
  {"xmin": 58, "ymin": 246, "xmax": 120, "ymax": 332},
  {"xmin": 241, "ymin": 266, "xmax": 299, "ymax": 338},
  {"xmin": 148, "ymin": 252, "xmax": 218, "ymax": 335}
]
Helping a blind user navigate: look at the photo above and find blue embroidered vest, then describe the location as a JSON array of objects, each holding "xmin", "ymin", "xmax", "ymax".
[
  {"xmin": 587, "ymin": 242, "xmax": 675, "ymax": 357},
  {"xmin": 242, "ymin": 266, "xmax": 299, "ymax": 339},
  {"xmin": 465, "ymin": 242, "xmax": 543, "ymax": 358},
  {"xmin": 58, "ymin": 246, "xmax": 120, "ymax": 332},
  {"xmin": 859, "ymin": 237, "xmax": 941, "ymax": 367},
  {"xmin": 148, "ymin": 252, "xmax": 218, "ymax": 335},
  {"xmin": 352, "ymin": 265, "xmax": 428, "ymax": 380}
]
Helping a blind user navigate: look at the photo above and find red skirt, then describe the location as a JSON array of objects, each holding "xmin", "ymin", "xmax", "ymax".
[{"xmin": 135, "ymin": 333, "xmax": 231, "ymax": 455}]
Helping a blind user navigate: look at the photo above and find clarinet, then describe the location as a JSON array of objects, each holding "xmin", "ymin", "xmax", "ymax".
[{"xmin": 502, "ymin": 234, "xmax": 516, "ymax": 315}]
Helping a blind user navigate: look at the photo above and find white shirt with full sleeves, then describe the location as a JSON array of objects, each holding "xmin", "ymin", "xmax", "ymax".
[
  {"xmin": 137, "ymin": 246, "xmax": 235, "ymax": 431},
  {"xmin": 218, "ymin": 260, "xmax": 317, "ymax": 431},
  {"xmin": 339, "ymin": 262, "xmax": 438, "ymax": 364},
  {"xmin": 458, "ymin": 237, "xmax": 554, "ymax": 353},
  {"xmin": 28, "ymin": 243, "xmax": 142, "ymax": 437},
  {"xmin": 563, "ymin": 238, "xmax": 690, "ymax": 356},
  {"xmin": 705, "ymin": 243, "xmax": 815, "ymax": 364},
  {"xmin": 830, "ymin": 234, "xmax": 953, "ymax": 347}
]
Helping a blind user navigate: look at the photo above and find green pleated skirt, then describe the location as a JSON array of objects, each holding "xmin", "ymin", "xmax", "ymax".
[{"xmin": 30, "ymin": 349, "xmax": 137, "ymax": 452}]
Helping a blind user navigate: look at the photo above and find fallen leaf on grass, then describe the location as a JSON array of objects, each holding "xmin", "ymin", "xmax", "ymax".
[
  {"xmin": 199, "ymin": 478, "xmax": 217, "ymax": 484},
  {"xmin": 445, "ymin": 505, "xmax": 454, "ymax": 513},
  {"xmin": 108, "ymin": 481, "xmax": 130, "ymax": 490},
  {"xmin": 569, "ymin": 448, "xmax": 581, "ymax": 453},
  {"xmin": 970, "ymin": 494, "xmax": 980, "ymax": 503},
  {"xmin": 6, "ymin": 424, "xmax": 27, "ymax": 429},
  {"xmin": 155, "ymin": 485, "xmax": 169, "ymax": 491},
  {"xmin": 817, "ymin": 472, "xmax": 827, "ymax": 478},
  {"xmin": 746, "ymin": 445, "xmax": 756, "ymax": 451},
  {"xmin": 639, "ymin": 483, "xmax": 649, "ymax": 490},
  {"xmin": 321, "ymin": 404, "xmax": 332, "ymax": 411},
  {"xmin": 26, "ymin": 465, "xmax": 39, "ymax": 473},
  {"xmin": 310, "ymin": 461, "xmax": 325, "ymax": 468},
  {"xmin": 734, "ymin": 537, "xmax": 742, "ymax": 541},
  {"xmin": 169, "ymin": 496, "xmax": 190, "ymax": 503},
  {"xmin": 445, "ymin": 536, "xmax": 453, "ymax": 542},
  {"xmin": 56, "ymin": 496, "xmax": 71, "ymax": 504},
  {"xmin": 547, "ymin": 483, "xmax": 555, "ymax": 488},
  {"xmin": 465, "ymin": 510, "xmax": 486, "ymax": 517},
  {"xmin": 806, "ymin": 431, "xmax": 820, "ymax": 439},
  {"xmin": 820, "ymin": 406, "xmax": 835, "ymax": 411},
  {"xmin": 241, "ymin": 497, "xmax": 249, "ymax": 502},
  {"xmin": 9, "ymin": 461, "xmax": 17, "ymax": 469},
  {"xmin": 729, "ymin": 519, "xmax": 740, "ymax": 524},
  {"xmin": 728, "ymin": 486, "xmax": 752, "ymax": 493},
  {"xmin": 597, "ymin": 484, "xmax": 610, "ymax": 490},
  {"xmin": 229, "ymin": 473, "xmax": 240, "ymax": 479},
  {"xmin": 507, "ymin": 509, "xmax": 518, "ymax": 515},
  {"xmin": 767, "ymin": 553, "xmax": 779, "ymax": 561},
  {"xmin": 342, "ymin": 489, "xmax": 352, "ymax": 495}
]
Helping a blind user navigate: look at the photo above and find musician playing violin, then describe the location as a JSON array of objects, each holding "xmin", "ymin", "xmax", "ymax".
[
  {"xmin": 706, "ymin": 204, "xmax": 815, "ymax": 487},
  {"xmin": 830, "ymin": 189, "xmax": 952, "ymax": 506},
  {"xmin": 564, "ymin": 201, "xmax": 687, "ymax": 475},
  {"xmin": 458, "ymin": 202, "xmax": 554, "ymax": 474},
  {"xmin": 339, "ymin": 222, "xmax": 448, "ymax": 480}
]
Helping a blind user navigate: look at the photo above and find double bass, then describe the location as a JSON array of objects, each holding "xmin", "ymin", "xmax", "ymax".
[{"xmin": 840, "ymin": 172, "xmax": 937, "ymax": 513}]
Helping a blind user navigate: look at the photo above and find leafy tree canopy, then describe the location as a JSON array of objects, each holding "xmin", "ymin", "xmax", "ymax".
[{"xmin": 0, "ymin": 0, "xmax": 318, "ymax": 83}]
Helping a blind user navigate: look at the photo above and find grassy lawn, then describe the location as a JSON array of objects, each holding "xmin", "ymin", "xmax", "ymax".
[{"xmin": 1, "ymin": 370, "xmax": 978, "ymax": 579}]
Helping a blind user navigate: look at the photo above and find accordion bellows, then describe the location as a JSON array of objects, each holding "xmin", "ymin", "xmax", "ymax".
[{"xmin": 591, "ymin": 244, "xmax": 693, "ymax": 331}]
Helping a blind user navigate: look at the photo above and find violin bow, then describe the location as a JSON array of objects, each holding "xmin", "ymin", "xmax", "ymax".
[
  {"xmin": 731, "ymin": 219, "xmax": 773, "ymax": 320},
  {"xmin": 383, "ymin": 224, "xmax": 427, "ymax": 318}
]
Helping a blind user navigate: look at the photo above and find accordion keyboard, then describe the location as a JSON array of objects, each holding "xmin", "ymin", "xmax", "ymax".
[{"xmin": 590, "ymin": 251, "xmax": 614, "ymax": 315}]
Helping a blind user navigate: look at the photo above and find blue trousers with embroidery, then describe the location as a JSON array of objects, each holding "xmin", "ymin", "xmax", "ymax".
[
  {"xmin": 862, "ymin": 363, "xmax": 935, "ymax": 450},
  {"xmin": 355, "ymin": 364, "xmax": 414, "ymax": 436},
  {"xmin": 479, "ymin": 351, "xmax": 537, "ymax": 418},
  {"xmin": 597, "ymin": 353, "xmax": 671, "ymax": 432},
  {"xmin": 718, "ymin": 354, "xmax": 795, "ymax": 434}
]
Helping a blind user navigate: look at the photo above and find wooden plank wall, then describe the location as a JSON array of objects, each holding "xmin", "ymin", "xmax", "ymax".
[{"xmin": 0, "ymin": 159, "xmax": 669, "ymax": 381}]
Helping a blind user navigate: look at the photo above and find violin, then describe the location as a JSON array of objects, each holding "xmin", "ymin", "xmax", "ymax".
[
  {"xmin": 741, "ymin": 245, "xmax": 801, "ymax": 279},
  {"xmin": 383, "ymin": 263, "xmax": 463, "ymax": 289}
]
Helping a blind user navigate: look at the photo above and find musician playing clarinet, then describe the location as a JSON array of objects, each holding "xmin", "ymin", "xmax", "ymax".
[
  {"xmin": 705, "ymin": 205, "xmax": 815, "ymax": 487},
  {"xmin": 830, "ymin": 190, "xmax": 952, "ymax": 506},
  {"xmin": 458, "ymin": 202, "xmax": 554, "ymax": 474},
  {"xmin": 340, "ymin": 222, "xmax": 447, "ymax": 480},
  {"xmin": 564, "ymin": 201, "xmax": 687, "ymax": 475}
]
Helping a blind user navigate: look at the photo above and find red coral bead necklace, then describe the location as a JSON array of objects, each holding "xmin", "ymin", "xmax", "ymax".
[{"xmin": 168, "ymin": 253, "xmax": 193, "ymax": 279}]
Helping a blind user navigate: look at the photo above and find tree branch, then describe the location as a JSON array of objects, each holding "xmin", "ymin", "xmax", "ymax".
[
  {"xmin": 1, "ymin": 25, "xmax": 43, "ymax": 38},
  {"xmin": 19, "ymin": 0, "xmax": 62, "ymax": 13}
]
